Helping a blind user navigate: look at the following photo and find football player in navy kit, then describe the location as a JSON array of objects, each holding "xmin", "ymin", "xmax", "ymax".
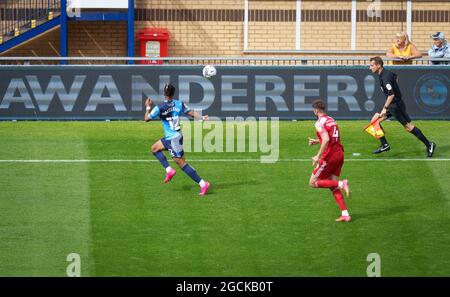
[{"xmin": 145, "ymin": 84, "xmax": 211, "ymax": 195}]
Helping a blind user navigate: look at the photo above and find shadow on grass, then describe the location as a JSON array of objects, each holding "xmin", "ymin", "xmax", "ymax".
[
  {"xmin": 172, "ymin": 180, "xmax": 261, "ymax": 195},
  {"xmin": 431, "ymin": 144, "xmax": 449, "ymax": 156},
  {"xmin": 378, "ymin": 144, "xmax": 448, "ymax": 158},
  {"xmin": 213, "ymin": 180, "xmax": 261, "ymax": 189},
  {"xmin": 350, "ymin": 205, "xmax": 412, "ymax": 222},
  {"xmin": 368, "ymin": 147, "xmax": 441, "ymax": 158}
]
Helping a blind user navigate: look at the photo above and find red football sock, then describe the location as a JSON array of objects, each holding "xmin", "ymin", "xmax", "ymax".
[
  {"xmin": 332, "ymin": 188, "xmax": 347, "ymax": 211},
  {"xmin": 315, "ymin": 180, "xmax": 339, "ymax": 189}
]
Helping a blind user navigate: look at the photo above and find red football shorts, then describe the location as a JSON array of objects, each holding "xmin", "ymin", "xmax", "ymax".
[{"xmin": 312, "ymin": 150, "xmax": 344, "ymax": 179}]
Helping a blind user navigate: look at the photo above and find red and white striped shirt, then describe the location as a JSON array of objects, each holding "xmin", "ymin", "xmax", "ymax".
[{"xmin": 315, "ymin": 114, "xmax": 344, "ymax": 160}]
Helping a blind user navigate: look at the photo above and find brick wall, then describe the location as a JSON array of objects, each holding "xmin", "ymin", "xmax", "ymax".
[
  {"xmin": 135, "ymin": 0, "xmax": 450, "ymax": 55},
  {"xmin": 1, "ymin": 21, "xmax": 127, "ymax": 59},
  {"xmin": 1, "ymin": 27, "xmax": 60, "ymax": 58},
  {"xmin": 135, "ymin": 21, "xmax": 243, "ymax": 57},
  {"xmin": 1, "ymin": 0, "xmax": 449, "ymax": 59},
  {"xmin": 355, "ymin": 0, "xmax": 450, "ymax": 53},
  {"xmin": 68, "ymin": 21, "xmax": 127, "ymax": 58},
  {"xmin": 135, "ymin": 0, "xmax": 243, "ymax": 10}
]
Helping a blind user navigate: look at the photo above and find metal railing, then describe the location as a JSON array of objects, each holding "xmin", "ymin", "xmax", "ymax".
[
  {"xmin": 0, "ymin": 56, "xmax": 449, "ymax": 66},
  {"xmin": 0, "ymin": 0, "xmax": 60, "ymax": 43}
]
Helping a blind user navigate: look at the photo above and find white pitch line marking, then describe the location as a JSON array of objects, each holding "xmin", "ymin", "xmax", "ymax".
[{"xmin": 0, "ymin": 158, "xmax": 449, "ymax": 163}]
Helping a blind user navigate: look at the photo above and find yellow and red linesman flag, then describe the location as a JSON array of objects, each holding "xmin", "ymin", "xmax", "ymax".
[{"xmin": 363, "ymin": 118, "xmax": 385, "ymax": 139}]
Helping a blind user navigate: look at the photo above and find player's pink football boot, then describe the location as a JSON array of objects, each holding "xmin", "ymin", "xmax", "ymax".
[
  {"xmin": 342, "ymin": 179, "xmax": 350, "ymax": 198},
  {"xmin": 336, "ymin": 215, "xmax": 352, "ymax": 222},
  {"xmin": 163, "ymin": 168, "xmax": 176, "ymax": 183},
  {"xmin": 199, "ymin": 181, "xmax": 210, "ymax": 196}
]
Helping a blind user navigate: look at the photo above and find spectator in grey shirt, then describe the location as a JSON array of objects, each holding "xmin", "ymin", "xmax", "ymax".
[{"xmin": 428, "ymin": 32, "xmax": 450, "ymax": 65}]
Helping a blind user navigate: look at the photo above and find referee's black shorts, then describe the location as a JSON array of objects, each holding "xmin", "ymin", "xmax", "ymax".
[{"xmin": 386, "ymin": 100, "xmax": 411, "ymax": 126}]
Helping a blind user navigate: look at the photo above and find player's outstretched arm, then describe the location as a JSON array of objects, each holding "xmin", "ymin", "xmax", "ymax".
[
  {"xmin": 312, "ymin": 132, "xmax": 329, "ymax": 166},
  {"xmin": 187, "ymin": 110, "xmax": 208, "ymax": 121},
  {"xmin": 144, "ymin": 98, "xmax": 154, "ymax": 122},
  {"xmin": 308, "ymin": 137, "xmax": 320, "ymax": 146}
]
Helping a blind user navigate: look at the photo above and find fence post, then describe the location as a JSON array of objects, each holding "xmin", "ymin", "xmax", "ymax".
[
  {"xmin": 127, "ymin": 0, "xmax": 135, "ymax": 64},
  {"xmin": 60, "ymin": 0, "xmax": 67, "ymax": 64}
]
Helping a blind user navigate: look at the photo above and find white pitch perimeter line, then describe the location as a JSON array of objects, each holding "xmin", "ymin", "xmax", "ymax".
[{"xmin": 0, "ymin": 158, "xmax": 449, "ymax": 163}]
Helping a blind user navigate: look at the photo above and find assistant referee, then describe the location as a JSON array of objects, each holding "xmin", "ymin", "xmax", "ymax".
[{"xmin": 368, "ymin": 56, "xmax": 436, "ymax": 157}]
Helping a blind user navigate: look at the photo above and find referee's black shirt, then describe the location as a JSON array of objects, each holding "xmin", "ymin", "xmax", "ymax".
[{"xmin": 378, "ymin": 68, "xmax": 403, "ymax": 103}]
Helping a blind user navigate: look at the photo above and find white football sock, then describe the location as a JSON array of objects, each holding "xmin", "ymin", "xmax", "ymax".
[
  {"xmin": 199, "ymin": 179, "xmax": 206, "ymax": 187},
  {"xmin": 342, "ymin": 210, "xmax": 349, "ymax": 217},
  {"xmin": 166, "ymin": 166, "xmax": 173, "ymax": 173}
]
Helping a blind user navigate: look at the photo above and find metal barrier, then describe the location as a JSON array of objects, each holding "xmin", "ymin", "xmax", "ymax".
[
  {"xmin": 0, "ymin": 56, "xmax": 449, "ymax": 66},
  {"xmin": 0, "ymin": 0, "xmax": 60, "ymax": 43}
]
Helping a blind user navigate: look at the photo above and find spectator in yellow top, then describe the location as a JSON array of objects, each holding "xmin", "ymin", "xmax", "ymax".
[{"xmin": 386, "ymin": 32, "xmax": 422, "ymax": 65}]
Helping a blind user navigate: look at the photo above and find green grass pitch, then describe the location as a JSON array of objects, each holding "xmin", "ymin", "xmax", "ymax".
[{"xmin": 0, "ymin": 120, "xmax": 449, "ymax": 276}]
